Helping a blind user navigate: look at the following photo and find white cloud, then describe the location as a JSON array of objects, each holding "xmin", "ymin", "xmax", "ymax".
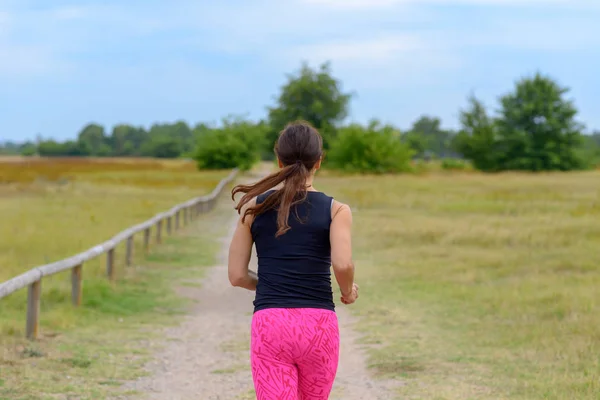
[
  {"xmin": 275, "ymin": 33, "xmax": 464, "ymax": 91},
  {"xmin": 51, "ymin": 6, "xmax": 89, "ymax": 20},
  {"xmin": 0, "ymin": 4, "xmax": 175, "ymax": 80},
  {"xmin": 289, "ymin": 35, "xmax": 423, "ymax": 64},
  {"xmin": 0, "ymin": 10, "xmax": 9, "ymax": 22},
  {"xmin": 0, "ymin": 11, "xmax": 12, "ymax": 36},
  {"xmin": 0, "ymin": 7, "xmax": 79, "ymax": 79},
  {"xmin": 303, "ymin": 0, "xmax": 401, "ymax": 8},
  {"xmin": 302, "ymin": 0, "xmax": 592, "ymax": 8},
  {"xmin": 0, "ymin": 0, "xmax": 598, "ymax": 86},
  {"xmin": 0, "ymin": 43, "xmax": 73, "ymax": 77}
]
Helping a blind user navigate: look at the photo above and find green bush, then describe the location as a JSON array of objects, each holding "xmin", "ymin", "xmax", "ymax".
[
  {"xmin": 140, "ymin": 136, "xmax": 182, "ymax": 158},
  {"xmin": 20, "ymin": 144, "xmax": 37, "ymax": 157},
  {"xmin": 194, "ymin": 118, "xmax": 266, "ymax": 171},
  {"xmin": 576, "ymin": 133, "xmax": 600, "ymax": 170},
  {"xmin": 327, "ymin": 121, "xmax": 414, "ymax": 174},
  {"xmin": 441, "ymin": 158, "xmax": 470, "ymax": 171}
]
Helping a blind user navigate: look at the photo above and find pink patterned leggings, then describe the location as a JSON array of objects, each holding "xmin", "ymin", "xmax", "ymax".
[{"xmin": 250, "ymin": 308, "xmax": 340, "ymax": 400}]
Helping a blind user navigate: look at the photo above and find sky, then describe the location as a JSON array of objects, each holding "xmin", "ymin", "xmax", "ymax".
[{"xmin": 1, "ymin": 0, "xmax": 599, "ymax": 142}]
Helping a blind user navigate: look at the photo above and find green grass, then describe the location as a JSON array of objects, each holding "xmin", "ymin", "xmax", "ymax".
[
  {"xmin": 0, "ymin": 158, "xmax": 226, "ymax": 281},
  {"xmin": 0, "ymin": 158, "xmax": 227, "ymax": 337},
  {"xmin": 5, "ymin": 160, "xmax": 597, "ymax": 399},
  {"xmin": 317, "ymin": 170, "xmax": 600, "ymax": 399},
  {"xmin": 0, "ymin": 190, "xmax": 234, "ymax": 399},
  {"xmin": 0, "ymin": 160, "xmax": 236, "ymax": 399}
]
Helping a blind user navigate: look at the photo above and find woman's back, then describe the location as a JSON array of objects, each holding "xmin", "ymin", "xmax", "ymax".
[
  {"xmin": 251, "ymin": 190, "xmax": 335, "ymax": 313},
  {"xmin": 227, "ymin": 121, "xmax": 358, "ymax": 399}
]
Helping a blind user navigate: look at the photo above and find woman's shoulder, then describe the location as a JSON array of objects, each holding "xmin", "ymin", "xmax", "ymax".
[
  {"xmin": 330, "ymin": 198, "xmax": 350, "ymax": 211},
  {"xmin": 330, "ymin": 198, "xmax": 352, "ymax": 222}
]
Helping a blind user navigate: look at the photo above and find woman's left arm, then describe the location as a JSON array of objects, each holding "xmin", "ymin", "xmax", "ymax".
[{"xmin": 228, "ymin": 200, "xmax": 258, "ymax": 291}]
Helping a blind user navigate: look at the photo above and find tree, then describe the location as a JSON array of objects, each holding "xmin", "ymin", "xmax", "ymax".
[
  {"xmin": 403, "ymin": 116, "xmax": 457, "ymax": 159},
  {"xmin": 591, "ymin": 131, "xmax": 600, "ymax": 146},
  {"xmin": 267, "ymin": 62, "xmax": 352, "ymax": 152},
  {"xmin": 0, "ymin": 141, "xmax": 21, "ymax": 155},
  {"xmin": 327, "ymin": 120, "xmax": 414, "ymax": 173},
  {"xmin": 141, "ymin": 135, "xmax": 182, "ymax": 158},
  {"xmin": 453, "ymin": 95, "xmax": 499, "ymax": 171},
  {"xmin": 20, "ymin": 142, "xmax": 37, "ymax": 156},
  {"xmin": 77, "ymin": 123, "xmax": 110, "ymax": 156},
  {"xmin": 494, "ymin": 73, "xmax": 584, "ymax": 171},
  {"xmin": 140, "ymin": 122, "xmax": 193, "ymax": 158},
  {"xmin": 194, "ymin": 117, "xmax": 266, "ymax": 171},
  {"xmin": 578, "ymin": 131, "xmax": 600, "ymax": 168},
  {"xmin": 455, "ymin": 73, "xmax": 587, "ymax": 172},
  {"xmin": 170, "ymin": 121, "xmax": 194, "ymax": 154},
  {"xmin": 38, "ymin": 140, "xmax": 90, "ymax": 157},
  {"xmin": 110, "ymin": 124, "xmax": 145, "ymax": 156}
]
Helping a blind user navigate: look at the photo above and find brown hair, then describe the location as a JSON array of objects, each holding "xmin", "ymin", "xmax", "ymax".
[{"xmin": 232, "ymin": 121, "xmax": 324, "ymax": 237}]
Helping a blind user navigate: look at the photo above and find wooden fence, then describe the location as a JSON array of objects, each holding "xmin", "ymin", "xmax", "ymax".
[{"xmin": 0, "ymin": 169, "xmax": 238, "ymax": 340}]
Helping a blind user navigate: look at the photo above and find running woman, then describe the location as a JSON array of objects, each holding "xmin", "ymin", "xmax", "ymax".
[{"xmin": 228, "ymin": 121, "xmax": 359, "ymax": 399}]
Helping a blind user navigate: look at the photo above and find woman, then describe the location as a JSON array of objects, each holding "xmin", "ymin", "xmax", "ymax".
[{"xmin": 228, "ymin": 121, "xmax": 359, "ymax": 399}]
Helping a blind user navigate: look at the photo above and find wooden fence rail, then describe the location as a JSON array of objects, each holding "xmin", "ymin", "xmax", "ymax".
[{"xmin": 0, "ymin": 169, "xmax": 238, "ymax": 340}]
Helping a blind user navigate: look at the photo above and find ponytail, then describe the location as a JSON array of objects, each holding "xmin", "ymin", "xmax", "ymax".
[{"xmin": 232, "ymin": 162, "xmax": 310, "ymax": 237}]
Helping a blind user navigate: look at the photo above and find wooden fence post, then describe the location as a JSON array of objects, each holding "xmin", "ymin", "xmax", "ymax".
[
  {"xmin": 26, "ymin": 280, "xmax": 41, "ymax": 340},
  {"xmin": 156, "ymin": 220, "xmax": 162, "ymax": 244},
  {"xmin": 144, "ymin": 227, "xmax": 150, "ymax": 252},
  {"xmin": 167, "ymin": 216, "xmax": 172, "ymax": 235},
  {"xmin": 175, "ymin": 211, "xmax": 180, "ymax": 230},
  {"xmin": 125, "ymin": 236, "xmax": 133, "ymax": 266},
  {"xmin": 106, "ymin": 248, "xmax": 115, "ymax": 281},
  {"xmin": 71, "ymin": 264, "xmax": 83, "ymax": 306}
]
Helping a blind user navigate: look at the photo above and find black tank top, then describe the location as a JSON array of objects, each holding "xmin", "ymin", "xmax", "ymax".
[{"xmin": 251, "ymin": 190, "xmax": 335, "ymax": 313}]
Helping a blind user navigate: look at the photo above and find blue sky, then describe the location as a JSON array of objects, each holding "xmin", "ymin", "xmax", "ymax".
[{"xmin": 1, "ymin": 0, "xmax": 599, "ymax": 141}]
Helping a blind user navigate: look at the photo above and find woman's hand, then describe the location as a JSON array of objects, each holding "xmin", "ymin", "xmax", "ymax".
[{"xmin": 341, "ymin": 283, "xmax": 359, "ymax": 305}]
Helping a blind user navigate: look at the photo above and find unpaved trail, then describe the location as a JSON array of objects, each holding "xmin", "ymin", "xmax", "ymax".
[{"xmin": 116, "ymin": 174, "xmax": 397, "ymax": 399}]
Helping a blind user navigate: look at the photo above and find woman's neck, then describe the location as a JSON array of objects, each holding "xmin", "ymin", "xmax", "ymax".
[{"xmin": 305, "ymin": 176, "xmax": 316, "ymax": 191}]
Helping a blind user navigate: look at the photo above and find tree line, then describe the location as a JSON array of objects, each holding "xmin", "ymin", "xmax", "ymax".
[
  {"xmin": 3, "ymin": 121, "xmax": 201, "ymax": 159},
  {"xmin": 2, "ymin": 62, "xmax": 599, "ymax": 173}
]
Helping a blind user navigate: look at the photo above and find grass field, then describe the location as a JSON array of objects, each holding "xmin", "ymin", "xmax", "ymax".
[
  {"xmin": 3, "ymin": 157, "xmax": 599, "ymax": 399},
  {"xmin": 0, "ymin": 197, "xmax": 234, "ymax": 399},
  {"xmin": 0, "ymin": 157, "xmax": 236, "ymax": 398},
  {"xmin": 317, "ymin": 170, "xmax": 600, "ymax": 399},
  {"xmin": 0, "ymin": 157, "xmax": 227, "ymax": 336}
]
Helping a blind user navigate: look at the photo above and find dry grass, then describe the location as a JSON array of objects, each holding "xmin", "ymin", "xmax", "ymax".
[
  {"xmin": 0, "ymin": 157, "xmax": 227, "ymax": 335},
  {"xmin": 0, "ymin": 157, "xmax": 236, "ymax": 399},
  {"xmin": 3, "ymin": 157, "xmax": 599, "ymax": 399},
  {"xmin": 0, "ymin": 157, "xmax": 225, "ymax": 279},
  {"xmin": 0, "ymin": 156, "xmax": 205, "ymax": 186},
  {"xmin": 0, "ymin": 195, "xmax": 235, "ymax": 399},
  {"xmin": 318, "ymin": 170, "xmax": 600, "ymax": 399}
]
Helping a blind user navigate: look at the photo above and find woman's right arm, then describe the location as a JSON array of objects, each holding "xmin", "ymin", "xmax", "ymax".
[{"xmin": 330, "ymin": 201, "xmax": 357, "ymax": 303}]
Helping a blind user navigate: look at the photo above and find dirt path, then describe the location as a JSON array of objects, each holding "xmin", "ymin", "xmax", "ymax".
[{"xmin": 117, "ymin": 175, "xmax": 397, "ymax": 399}]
